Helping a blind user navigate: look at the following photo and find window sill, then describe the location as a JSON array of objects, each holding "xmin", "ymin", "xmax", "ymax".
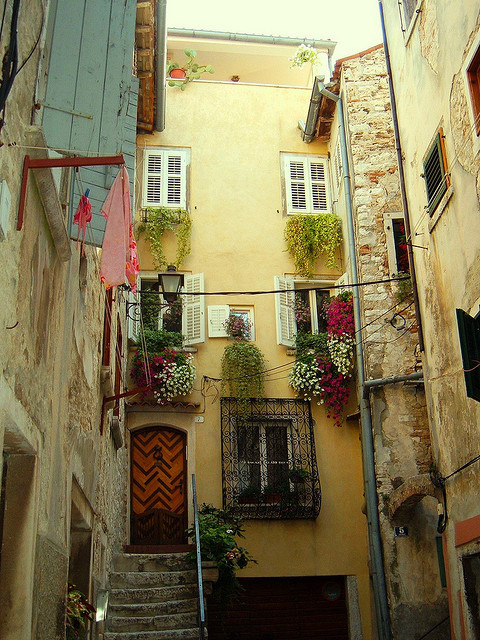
[{"xmin": 428, "ymin": 184, "xmax": 454, "ymax": 233}]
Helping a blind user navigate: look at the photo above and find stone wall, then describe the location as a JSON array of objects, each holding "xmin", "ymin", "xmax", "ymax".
[
  {"xmin": 0, "ymin": 2, "xmax": 130, "ymax": 638},
  {"xmin": 340, "ymin": 46, "xmax": 448, "ymax": 639}
]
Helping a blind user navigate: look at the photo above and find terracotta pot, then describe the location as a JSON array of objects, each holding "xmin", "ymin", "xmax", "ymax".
[{"xmin": 169, "ymin": 68, "xmax": 187, "ymax": 79}]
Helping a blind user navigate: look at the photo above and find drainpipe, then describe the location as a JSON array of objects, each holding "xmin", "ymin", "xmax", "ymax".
[
  {"xmin": 317, "ymin": 79, "xmax": 393, "ymax": 640},
  {"xmin": 378, "ymin": 0, "xmax": 424, "ymax": 352},
  {"xmin": 155, "ymin": 0, "xmax": 167, "ymax": 132},
  {"xmin": 363, "ymin": 371, "xmax": 424, "ymax": 398}
]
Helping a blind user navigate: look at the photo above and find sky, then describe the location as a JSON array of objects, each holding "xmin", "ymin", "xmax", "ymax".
[{"xmin": 166, "ymin": 0, "xmax": 384, "ymax": 64}]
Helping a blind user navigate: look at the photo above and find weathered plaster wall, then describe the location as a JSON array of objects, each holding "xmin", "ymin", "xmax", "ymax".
[
  {"xmin": 0, "ymin": 2, "xmax": 130, "ymax": 637},
  {"xmin": 381, "ymin": 2, "xmax": 480, "ymax": 638},
  {"xmin": 338, "ymin": 46, "xmax": 448, "ymax": 638}
]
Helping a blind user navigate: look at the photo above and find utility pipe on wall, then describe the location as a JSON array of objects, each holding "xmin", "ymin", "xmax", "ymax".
[
  {"xmin": 317, "ymin": 79, "xmax": 392, "ymax": 640},
  {"xmin": 155, "ymin": 0, "xmax": 167, "ymax": 132}
]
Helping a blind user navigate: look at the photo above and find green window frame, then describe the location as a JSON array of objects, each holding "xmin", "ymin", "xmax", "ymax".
[
  {"xmin": 456, "ymin": 308, "xmax": 480, "ymax": 402},
  {"xmin": 423, "ymin": 130, "xmax": 449, "ymax": 216}
]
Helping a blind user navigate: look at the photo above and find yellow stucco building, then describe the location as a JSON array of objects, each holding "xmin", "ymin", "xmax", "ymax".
[{"xmin": 126, "ymin": 30, "xmax": 373, "ymax": 638}]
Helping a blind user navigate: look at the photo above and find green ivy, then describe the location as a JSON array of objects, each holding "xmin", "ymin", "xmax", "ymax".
[
  {"xmin": 221, "ymin": 341, "xmax": 266, "ymax": 401},
  {"xmin": 138, "ymin": 207, "xmax": 192, "ymax": 270},
  {"xmin": 284, "ymin": 213, "xmax": 341, "ymax": 277}
]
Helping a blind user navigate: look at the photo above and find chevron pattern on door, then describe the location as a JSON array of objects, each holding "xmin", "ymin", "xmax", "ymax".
[{"xmin": 131, "ymin": 427, "xmax": 187, "ymax": 545}]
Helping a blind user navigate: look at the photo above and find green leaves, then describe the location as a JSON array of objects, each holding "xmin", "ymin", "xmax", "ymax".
[
  {"xmin": 221, "ymin": 341, "xmax": 266, "ymax": 400},
  {"xmin": 138, "ymin": 207, "xmax": 191, "ymax": 270},
  {"xmin": 284, "ymin": 213, "xmax": 342, "ymax": 277}
]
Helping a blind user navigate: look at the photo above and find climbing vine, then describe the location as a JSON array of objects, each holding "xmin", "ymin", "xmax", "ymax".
[
  {"xmin": 138, "ymin": 207, "xmax": 192, "ymax": 270},
  {"xmin": 284, "ymin": 213, "xmax": 341, "ymax": 277}
]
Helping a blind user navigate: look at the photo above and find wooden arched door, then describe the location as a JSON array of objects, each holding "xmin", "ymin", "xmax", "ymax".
[{"xmin": 131, "ymin": 426, "xmax": 187, "ymax": 546}]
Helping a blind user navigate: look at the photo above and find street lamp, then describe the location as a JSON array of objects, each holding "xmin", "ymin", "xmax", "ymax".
[{"xmin": 157, "ymin": 265, "xmax": 184, "ymax": 303}]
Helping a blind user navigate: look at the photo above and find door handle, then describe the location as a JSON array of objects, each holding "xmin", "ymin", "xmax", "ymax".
[{"xmin": 174, "ymin": 478, "xmax": 184, "ymax": 495}]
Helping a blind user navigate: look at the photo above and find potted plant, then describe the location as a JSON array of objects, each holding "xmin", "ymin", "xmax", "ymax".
[
  {"xmin": 289, "ymin": 292, "xmax": 355, "ymax": 427},
  {"xmin": 237, "ymin": 484, "xmax": 261, "ymax": 504},
  {"xmin": 130, "ymin": 329, "xmax": 196, "ymax": 404},
  {"xmin": 223, "ymin": 312, "xmax": 252, "ymax": 340},
  {"xmin": 167, "ymin": 48, "xmax": 214, "ymax": 90},
  {"xmin": 289, "ymin": 44, "xmax": 320, "ymax": 69},
  {"xmin": 289, "ymin": 467, "xmax": 310, "ymax": 483},
  {"xmin": 187, "ymin": 504, "xmax": 255, "ymax": 608},
  {"xmin": 65, "ymin": 583, "xmax": 95, "ymax": 640}
]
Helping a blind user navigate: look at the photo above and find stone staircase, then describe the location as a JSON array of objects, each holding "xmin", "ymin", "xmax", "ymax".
[{"xmin": 104, "ymin": 552, "xmax": 206, "ymax": 640}]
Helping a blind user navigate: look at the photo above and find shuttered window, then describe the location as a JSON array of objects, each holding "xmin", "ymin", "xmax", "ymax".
[
  {"xmin": 182, "ymin": 273, "xmax": 205, "ymax": 346},
  {"xmin": 283, "ymin": 154, "xmax": 330, "ymax": 215},
  {"xmin": 143, "ymin": 148, "xmax": 189, "ymax": 208},
  {"xmin": 467, "ymin": 45, "xmax": 480, "ymax": 136},
  {"xmin": 456, "ymin": 308, "xmax": 480, "ymax": 402},
  {"xmin": 40, "ymin": 0, "xmax": 138, "ymax": 248},
  {"xmin": 423, "ymin": 130, "xmax": 449, "ymax": 216}
]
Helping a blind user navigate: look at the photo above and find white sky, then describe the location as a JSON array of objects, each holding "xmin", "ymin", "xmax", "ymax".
[{"xmin": 166, "ymin": 0, "xmax": 383, "ymax": 64}]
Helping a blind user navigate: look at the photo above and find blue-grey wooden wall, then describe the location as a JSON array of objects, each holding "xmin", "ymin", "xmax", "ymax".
[{"xmin": 42, "ymin": 0, "xmax": 138, "ymax": 247}]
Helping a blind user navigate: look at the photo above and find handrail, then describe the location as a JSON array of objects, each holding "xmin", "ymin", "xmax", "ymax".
[{"xmin": 192, "ymin": 474, "xmax": 205, "ymax": 640}]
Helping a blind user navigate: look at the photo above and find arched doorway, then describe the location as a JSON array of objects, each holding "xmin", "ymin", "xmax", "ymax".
[{"xmin": 130, "ymin": 426, "xmax": 187, "ymax": 546}]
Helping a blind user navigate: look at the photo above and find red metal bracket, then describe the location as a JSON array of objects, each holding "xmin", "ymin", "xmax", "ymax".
[
  {"xmin": 17, "ymin": 154, "xmax": 125, "ymax": 230},
  {"xmin": 100, "ymin": 385, "xmax": 151, "ymax": 435}
]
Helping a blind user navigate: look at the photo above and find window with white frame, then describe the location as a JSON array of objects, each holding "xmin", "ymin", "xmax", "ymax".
[
  {"xmin": 399, "ymin": 0, "xmax": 422, "ymax": 36},
  {"xmin": 282, "ymin": 153, "xmax": 330, "ymax": 215},
  {"xmin": 142, "ymin": 148, "xmax": 189, "ymax": 209},
  {"xmin": 128, "ymin": 272, "xmax": 205, "ymax": 346},
  {"xmin": 274, "ymin": 275, "xmax": 345, "ymax": 346},
  {"xmin": 207, "ymin": 305, "xmax": 255, "ymax": 339},
  {"xmin": 384, "ymin": 213, "xmax": 410, "ymax": 276}
]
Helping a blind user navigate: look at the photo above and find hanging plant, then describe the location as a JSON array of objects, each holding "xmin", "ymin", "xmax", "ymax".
[
  {"xmin": 289, "ymin": 44, "xmax": 320, "ymax": 69},
  {"xmin": 221, "ymin": 342, "xmax": 266, "ymax": 400},
  {"xmin": 284, "ymin": 213, "xmax": 341, "ymax": 277},
  {"xmin": 289, "ymin": 292, "xmax": 354, "ymax": 427},
  {"xmin": 130, "ymin": 329, "xmax": 195, "ymax": 404},
  {"xmin": 223, "ymin": 312, "xmax": 252, "ymax": 340},
  {"xmin": 138, "ymin": 207, "xmax": 192, "ymax": 270}
]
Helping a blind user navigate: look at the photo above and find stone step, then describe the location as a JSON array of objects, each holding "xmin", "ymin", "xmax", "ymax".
[
  {"xmin": 110, "ymin": 570, "xmax": 197, "ymax": 589},
  {"xmin": 108, "ymin": 598, "xmax": 198, "ymax": 618},
  {"xmin": 104, "ymin": 628, "xmax": 206, "ymax": 640},
  {"xmin": 109, "ymin": 584, "xmax": 198, "ymax": 605},
  {"xmin": 108, "ymin": 611, "xmax": 199, "ymax": 633},
  {"xmin": 114, "ymin": 553, "xmax": 194, "ymax": 573}
]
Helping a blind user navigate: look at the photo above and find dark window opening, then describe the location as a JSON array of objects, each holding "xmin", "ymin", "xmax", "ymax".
[
  {"xmin": 393, "ymin": 219, "xmax": 410, "ymax": 274},
  {"xmin": 140, "ymin": 280, "xmax": 183, "ymax": 334},
  {"xmin": 456, "ymin": 308, "xmax": 480, "ymax": 402}
]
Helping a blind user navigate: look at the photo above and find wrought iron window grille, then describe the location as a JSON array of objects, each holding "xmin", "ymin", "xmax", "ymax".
[{"xmin": 221, "ymin": 397, "xmax": 321, "ymax": 520}]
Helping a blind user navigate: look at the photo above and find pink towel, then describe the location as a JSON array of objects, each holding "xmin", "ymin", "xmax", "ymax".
[{"xmin": 100, "ymin": 166, "xmax": 139, "ymax": 292}]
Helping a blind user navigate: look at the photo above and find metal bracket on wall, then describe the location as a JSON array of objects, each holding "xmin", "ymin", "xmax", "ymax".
[{"xmin": 17, "ymin": 154, "xmax": 125, "ymax": 231}]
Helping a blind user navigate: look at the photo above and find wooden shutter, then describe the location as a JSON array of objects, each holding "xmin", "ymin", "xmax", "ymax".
[
  {"xmin": 144, "ymin": 151, "xmax": 163, "ymax": 206},
  {"xmin": 456, "ymin": 308, "xmax": 480, "ymax": 402},
  {"xmin": 183, "ymin": 273, "xmax": 205, "ymax": 345},
  {"xmin": 335, "ymin": 273, "xmax": 349, "ymax": 296},
  {"xmin": 41, "ymin": 0, "xmax": 138, "ymax": 248},
  {"xmin": 423, "ymin": 131, "xmax": 448, "ymax": 216},
  {"xmin": 142, "ymin": 149, "xmax": 187, "ymax": 208},
  {"xmin": 274, "ymin": 276, "xmax": 296, "ymax": 347},
  {"xmin": 208, "ymin": 305, "xmax": 230, "ymax": 337},
  {"xmin": 310, "ymin": 159, "xmax": 329, "ymax": 212},
  {"xmin": 284, "ymin": 155, "xmax": 330, "ymax": 214}
]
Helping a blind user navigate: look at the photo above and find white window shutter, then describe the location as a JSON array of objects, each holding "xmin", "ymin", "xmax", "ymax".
[
  {"xmin": 285, "ymin": 156, "xmax": 308, "ymax": 214},
  {"xmin": 166, "ymin": 152, "xmax": 186, "ymax": 208},
  {"xmin": 274, "ymin": 276, "xmax": 296, "ymax": 346},
  {"xmin": 208, "ymin": 305, "xmax": 230, "ymax": 337},
  {"xmin": 143, "ymin": 150, "xmax": 163, "ymax": 207},
  {"xmin": 183, "ymin": 273, "xmax": 205, "ymax": 345},
  {"xmin": 309, "ymin": 159, "xmax": 329, "ymax": 212}
]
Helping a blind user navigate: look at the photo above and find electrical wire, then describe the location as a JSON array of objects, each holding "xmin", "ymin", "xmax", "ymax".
[{"xmin": 0, "ymin": 0, "xmax": 20, "ymax": 114}]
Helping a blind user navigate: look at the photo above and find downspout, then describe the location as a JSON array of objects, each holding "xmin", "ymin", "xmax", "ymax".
[
  {"xmin": 317, "ymin": 79, "xmax": 393, "ymax": 640},
  {"xmin": 155, "ymin": 0, "xmax": 167, "ymax": 132},
  {"xmin": 378, "ymin": 0, "xmax": 424, "ymax": 351}
]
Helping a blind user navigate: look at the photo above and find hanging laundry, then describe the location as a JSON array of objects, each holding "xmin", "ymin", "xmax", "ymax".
[
  {"xmin": 100, "ymin": 166, "xmax": 139, "ymax": 292},
  {"xmin": 73, "ymin": 190, "xmax": 92, "ymax": 256}
]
